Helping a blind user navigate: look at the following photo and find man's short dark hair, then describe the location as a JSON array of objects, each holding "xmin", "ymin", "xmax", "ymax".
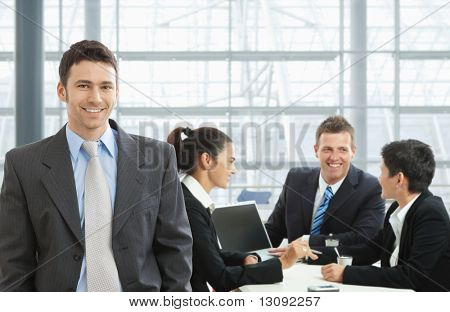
[
  {"xmin": 316, "ymin": 116, "xmax": 355, "ymax": 147},
  {"xmin": 59, "ymin": 40, "xmax": 118, "ymax": 87},
  {"xmin": 381, "ymin": 139, "xmax": 435, "ymax": 193}
]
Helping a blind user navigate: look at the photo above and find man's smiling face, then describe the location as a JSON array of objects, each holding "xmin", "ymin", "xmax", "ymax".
[
  {"xmin": 57, "ymin": 60, "xmax": 118, "ymax": 140},
  {"xmin": 314, "ymin": 131, "xmax": 356, "ymax": 185}
]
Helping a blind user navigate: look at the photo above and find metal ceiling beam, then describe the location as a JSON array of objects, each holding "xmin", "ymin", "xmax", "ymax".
[
  {"xmin": 2, "ymin": 51, "xmax": 449, "ymax": 62},
  {"xmin": 2, "ymin": 106, "xmax": 450, "ymax": 116}
]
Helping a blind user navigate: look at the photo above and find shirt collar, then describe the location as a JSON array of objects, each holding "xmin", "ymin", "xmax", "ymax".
[
  {"xmin": 99, "ymin": 125, "xmax": 117, "ymax": 159},
  {"xmin": 391, "ymin": 193, "xmax": 421, "ymax": 225},
  {"xmin": 389, "ymin": 193, "xmax": 420, "ymax": 242},
  {"xmin": 65, "ymin": 124, "xmax": 117, "ymax": 161},
  {"xmin": 318, "ymin": 172, "xmax": 345, "ymax": 196},
  {"xmin": 182, "ymin": 175, "xmax": 214, "ymax": 211}
]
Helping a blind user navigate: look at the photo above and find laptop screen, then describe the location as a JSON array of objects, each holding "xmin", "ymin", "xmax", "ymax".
[{"xmin": 211, "ymin": 202, "xmax": 272, "ymax": 253}]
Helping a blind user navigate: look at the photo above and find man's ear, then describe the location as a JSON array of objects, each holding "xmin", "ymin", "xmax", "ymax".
[
  {"xmin": 57, "ymin": 81, "xmax": 66, "ymax": 102},
  {"xmin": 351, "ymin": 145, "xmax": 357, "ymax": 159},
  {"xmin": 112, "ymin": 84, "xmax": 119, "ymax": 108},
  {"xmin": 314, "ymin": 144, "xmax": 319, "ymax": 158}
]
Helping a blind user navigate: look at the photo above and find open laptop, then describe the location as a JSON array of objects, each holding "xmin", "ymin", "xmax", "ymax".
[{"xmin": 211, "ymin": 201, "xmax": 275, "ymax": 260}]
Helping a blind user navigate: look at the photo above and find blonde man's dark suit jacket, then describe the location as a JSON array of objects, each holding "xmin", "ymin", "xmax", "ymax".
[
  {"xmin": 0, "ymin": 120, "xmax": 193, "ymax": 291},
  {"xmin": 265, "ymin": 165, "xmax": 385, "ymax": 248}
]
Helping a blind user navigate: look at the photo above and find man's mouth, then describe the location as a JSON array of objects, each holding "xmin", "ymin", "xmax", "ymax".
[
  {"xmin": 327, "ymin": 163, "xmax": 342, "ymax": 168},
  {"xmin": 82, "ymin": 107, "xmax": 105, "ymax": 113}
]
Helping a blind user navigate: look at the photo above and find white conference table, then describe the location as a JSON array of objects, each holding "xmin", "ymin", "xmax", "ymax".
[{"xmin": 240, "ymin": 263, "xmax": 413, "ymax": 292}]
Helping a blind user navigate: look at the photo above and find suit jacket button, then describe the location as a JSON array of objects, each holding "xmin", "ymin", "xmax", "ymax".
[{"xmin": 73, "ymin": 254, "xmax": 82, "ymax": 261}]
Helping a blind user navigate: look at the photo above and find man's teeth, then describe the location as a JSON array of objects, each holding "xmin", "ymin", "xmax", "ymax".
[
  {"xmin": 329, "ymin": 163, "xmax": 341, "ymax": 167},
  {"xmin": 85, "ymin": 108, "xmax": 102, "ymax": 113}
]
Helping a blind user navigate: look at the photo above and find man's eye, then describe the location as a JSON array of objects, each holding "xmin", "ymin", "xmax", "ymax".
[
  {"xmin": 78, "ymin": 84, "xmax": 88, "ymax": 88},
  {"xmin": 102, "ymin": 85, "xmax": 113, "ymax": 90}
]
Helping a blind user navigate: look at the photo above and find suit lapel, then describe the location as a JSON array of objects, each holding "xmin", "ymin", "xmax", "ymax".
[
  {"xmin": 381, "ymin": 206, "xmax": 397, "ymax": 266},
  {"xmin": 111, "ymin": 120, "xmax": 147, "ymax": 237},
  {"xmin": 300, "ymin": 169, "xmax": 320, "ymax": 232},
  {"xmin": 183, "ymin": 184, "xmax": 216, "ymax": 237},
  {"xmin": 323, "ymin": 164, "xmax": 357, "ymax": 223},
  {"xmin": 41, "ymin": 126, "xmax": 82, "ymax": 241},
  {"xmin": 398, "ymin": 190, "xmax": 431, "ymax": 259},
  {"xmin": 206, "ymin": 208, "xmax": 218, "ymax": 239},
  {"xmin": 380, "ymin": 192, "xmax": 430, "ymax": 267},
  {"xmin": 183, "ymin": 184, "xmax": 218, "ymax": 242}
]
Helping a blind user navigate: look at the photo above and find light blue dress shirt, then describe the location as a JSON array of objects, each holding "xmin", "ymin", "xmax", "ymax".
[{"xmin": 65, "ymin": 125, "xmax": 121, "ymax": 292}]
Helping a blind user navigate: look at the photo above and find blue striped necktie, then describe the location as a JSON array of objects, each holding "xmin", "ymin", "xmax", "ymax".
[{"xmin": 310, "ymin": 186, "xmax": 334, "ymax": 235}]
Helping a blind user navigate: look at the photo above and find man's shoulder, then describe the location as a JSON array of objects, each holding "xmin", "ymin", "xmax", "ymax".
[
  {"xmin": 111, "ymin": 119, "xmax": 173, "ymax": 153},
  {"xmin": 350, "ymin": 165, "xmax": 379, "ymax": 187},
  {"xmin": 283, "ymin": 166, "xmax": 319, "ymax": 188},
  {"xmin": 287, "ymin": 166, "xmax": 319, "ymax": 178},
  {"xmin": 5, "ymin": 136, "xmax": 54, "ymax": 160},
  {"xmin": 126, "ymin": 133, "xmax": 174, "ymax": 153}
]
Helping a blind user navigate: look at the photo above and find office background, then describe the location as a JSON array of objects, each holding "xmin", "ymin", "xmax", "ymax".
[{"xmin": 0, "ymin": 0, "xmax": 449, "ymax": 213}]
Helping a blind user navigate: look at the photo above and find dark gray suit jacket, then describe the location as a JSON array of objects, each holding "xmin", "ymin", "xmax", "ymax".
[
  {"xmin": 0, "ymin": 120, "xmax": 193, "ymax": 291},
  {"xmin": 266, "ymin": 165, "xmax": 385, "ymax": 248}
]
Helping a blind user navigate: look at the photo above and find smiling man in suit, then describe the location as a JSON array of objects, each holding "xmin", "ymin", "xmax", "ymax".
[
  {"xmin": 266, "ymin": 116, "xmax": 385, "ymax": 252},
  {"xmin": 0, "ymin": 40, "xmax": 192, "ymax": 291}
]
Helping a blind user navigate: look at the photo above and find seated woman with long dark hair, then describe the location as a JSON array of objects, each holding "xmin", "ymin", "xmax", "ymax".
[
  {"xmin": 168, "ymin": 126, "xmax": 317, "ymax": 292},
  {"xmin": 321, "ymin": 139, "xmax": 450, "ymax": 291}
]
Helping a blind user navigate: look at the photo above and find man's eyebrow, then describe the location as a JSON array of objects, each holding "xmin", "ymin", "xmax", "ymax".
[
  {"xmin": 73, "ymin": 80, "xmax": 114, "ymax": 85},
  {"xmin": 74, "ymin": 80, "xmax": 92, "ymax": 84}
]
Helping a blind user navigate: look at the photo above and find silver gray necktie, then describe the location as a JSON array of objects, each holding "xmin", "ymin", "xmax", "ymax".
[{"xmin": 83, "ymin": 141, "xmax": 121, "ymax": 292}]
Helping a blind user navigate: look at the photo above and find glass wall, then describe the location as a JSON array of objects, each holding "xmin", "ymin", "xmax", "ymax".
[{"xmin": 1, "ymin": 0, "xmax": 449, "ymax": 212}]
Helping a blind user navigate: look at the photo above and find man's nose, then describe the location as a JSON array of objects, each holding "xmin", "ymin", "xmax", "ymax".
[
  {"xmin": 329, "ymin": 151, "xmax": 339, "ymax": 160},
  {"xmin": 88, "ymin": 87, "xmax": 102, "ymax": 104}
]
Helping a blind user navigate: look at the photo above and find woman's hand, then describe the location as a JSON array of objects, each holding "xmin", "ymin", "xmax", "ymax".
[
  {"xmin": 279, "ymin": 240, "xmax": 318, "ymax": 269},
  {"xmin": 243, "ymin": 255, "xmax": 259, "ymax": 265},
  {"xmin": 321, "ymin": 263, "xmax": 345, "ymax": 283},
  {"xmin": 267, "ymin": 246, "xmax": 288, "ymax": 257}
]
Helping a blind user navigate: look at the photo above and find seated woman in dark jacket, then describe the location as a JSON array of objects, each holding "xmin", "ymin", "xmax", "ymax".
[
  {"xmin": 321, "ymin": 139, "xmax": 450, "ymax": 291},
  {"xmin": 168, "ymin": 126, "xmax": 317, "ymax": 292}
]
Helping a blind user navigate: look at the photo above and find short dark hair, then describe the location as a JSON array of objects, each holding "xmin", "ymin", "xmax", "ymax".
[
  {"xmin": 167, "ymin": 127, "xmax": 232, "ymax": 174},
  {"xmin": 59, "ymin": 40, "xmax": 118, "ymax": 87},
  {"xmin": 381, "ymin": 139, "xmax": 435, "ymax": 193},
  {"xmin": 316, "ymin": 116, "xmax": 355, "ymax": 147}
]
